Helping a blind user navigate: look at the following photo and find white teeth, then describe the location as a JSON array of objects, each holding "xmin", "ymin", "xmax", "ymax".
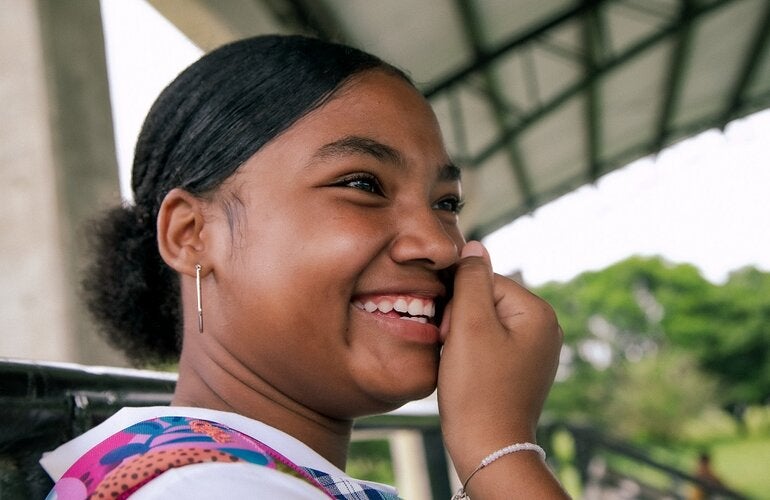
[
  {"xmin": 355, "ymin": 296, "xmax": 436, "ymax": 319},
  {"xmin": 407, "ymin": 299, "xmax": 423, "ymax": 316},
  {"xmin": 400, "ymin": 316, "xmax": 428, "ymax": 324}
]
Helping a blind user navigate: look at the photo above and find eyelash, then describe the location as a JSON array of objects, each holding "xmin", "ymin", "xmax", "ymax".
[
  {"xmin": 333, "ymin": 172, "xmax": 464, "ymax": 214},
  {"xmin": 434, "ymin": 196, "xmax": 465, "ymax": 214},
  {"xmin": 334, "ymin": 173, "xmax": 384, "ymax": 195}
]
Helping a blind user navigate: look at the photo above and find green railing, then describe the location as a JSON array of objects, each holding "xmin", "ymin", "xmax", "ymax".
[{"xmin": 0, "ymin": 359, "xmax": 176, "ymax": 498}]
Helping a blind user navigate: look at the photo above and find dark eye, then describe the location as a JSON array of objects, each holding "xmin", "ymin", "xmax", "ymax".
[
  {"xmin": 334, "ymin": 173, "xmax": 384, "ymax": 195},
  {"xmin": 433, "ymin": 196, "xmax": 465, "ymax": 214}
]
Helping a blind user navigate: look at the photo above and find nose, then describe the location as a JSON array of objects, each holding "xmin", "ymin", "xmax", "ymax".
[{"xmin": 389, "ymin": 205, "xmax": 463, "ymax": 270}]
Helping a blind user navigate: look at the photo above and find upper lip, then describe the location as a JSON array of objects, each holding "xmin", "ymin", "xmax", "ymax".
[{"xmin": 351, "ymin": 281, "xmax": 446, "ymax": 301}]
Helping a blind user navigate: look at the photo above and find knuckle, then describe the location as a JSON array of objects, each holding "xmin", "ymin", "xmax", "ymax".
[
  {"xmin": 530, "ymin": 296, "xmax": 562, "ymax": 340},
  {"xmin": 539, "ymin": 300, "xmax": 559, "ymax": 328}
]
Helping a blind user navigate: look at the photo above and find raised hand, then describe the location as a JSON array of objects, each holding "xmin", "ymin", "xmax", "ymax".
[{"xmin": 438, "ymin": 241, "xmax": 568, "ymax": 498}]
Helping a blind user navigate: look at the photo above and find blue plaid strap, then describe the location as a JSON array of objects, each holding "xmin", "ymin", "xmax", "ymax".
[{"xmin": 303, "ymin": 467, "xmax": 402, "ymax": 500}]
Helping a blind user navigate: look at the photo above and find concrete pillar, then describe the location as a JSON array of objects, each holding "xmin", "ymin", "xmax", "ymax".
[
  {"xmin": 0, "ymin": 0, "xmax": 126, "ymax": 366},
  {"xmin": 148, "ymin": 0, "xmax": 282, "ymax": 50},
  {"xmin": 389, "ymin": 430, "xmax": 433, "ymax": 500}
]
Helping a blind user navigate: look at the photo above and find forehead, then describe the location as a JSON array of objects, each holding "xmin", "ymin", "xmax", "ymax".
[
  {"xmin": 227, "ymin": 70, "xmax": 457, "ymax": 191},
  {"xmin": 329, "ymin": 69, "xmax": 431, "ymax": 119},
  {"xmin": 286, "ymin": 70, "xmax": 450, "ymax": 161}
]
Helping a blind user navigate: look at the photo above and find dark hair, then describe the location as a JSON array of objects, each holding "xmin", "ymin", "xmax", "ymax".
[{"xmin": 84, "ymin": 35, "xmax": 409, "ymax": 365}]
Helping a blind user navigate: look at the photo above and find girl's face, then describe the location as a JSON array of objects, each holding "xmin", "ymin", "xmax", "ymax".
[{"xmin": 202, "ymin": 70, "xmax": 464, "ymax": 418}]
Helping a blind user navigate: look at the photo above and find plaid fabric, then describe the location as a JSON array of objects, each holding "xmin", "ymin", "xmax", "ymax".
[{"xmin": 304, "ymin": 467, "xmax": 401, "ymax": 500}]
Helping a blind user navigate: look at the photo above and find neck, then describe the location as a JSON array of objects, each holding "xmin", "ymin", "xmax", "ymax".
[{"xmin": 172, "ymin": 343, "xmax": 354, "ymax": 469}]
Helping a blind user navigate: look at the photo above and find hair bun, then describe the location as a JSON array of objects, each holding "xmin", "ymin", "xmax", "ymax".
[{"xmin": 82, "ymin": 205, "xmax": 180, "ymax": 365}]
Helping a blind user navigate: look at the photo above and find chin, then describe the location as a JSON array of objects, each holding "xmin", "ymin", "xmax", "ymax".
[
  {"xmin": 324, "ymin": 382, "xmax": 436, "ymax": 420},
  {"xmin": 357, "ymin": 372, "xmax": 438, "ymax": 416},
  {"xmin": 341, "ymin": 348, "xmax": 439, "ymax": 416}
]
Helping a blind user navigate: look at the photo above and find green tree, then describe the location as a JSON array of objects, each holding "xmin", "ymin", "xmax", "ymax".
[
  {"xmin": 603, "ymin": 351, "xmax": 721, "ymax": 443},
  {"xmin": 661, "ymin": 266, "xmax": 770, "ymax": 412},
  {"xmin": 535, "ymin": 257, "xmax": 770, "ymax": 435}
]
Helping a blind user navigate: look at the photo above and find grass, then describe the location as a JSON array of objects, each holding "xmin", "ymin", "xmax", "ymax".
[
  {"xmin": 547, "ymin": 406, "xmax": 770, "ymax": 499},
  {"xmin": 711, "ymin": 435, "xmax": 770, "ymax": 500},
  {"xmin": 682, "ymin": 406, "xmax": 770, "ymax": 499}
]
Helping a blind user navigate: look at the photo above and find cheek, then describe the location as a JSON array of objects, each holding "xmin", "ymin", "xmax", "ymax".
[
  {"xmin": 219, "ymin": 202, "xmax": 391, "ymax": 338},
  {"xmin": 243, "ymin": 201, "xmax": 391, "ymax": 283}
]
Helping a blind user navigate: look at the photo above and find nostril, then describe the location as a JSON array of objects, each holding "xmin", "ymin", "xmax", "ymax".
[{"xmin": 388, "ymin": 208, "xmax": 463, "ymax": 270}]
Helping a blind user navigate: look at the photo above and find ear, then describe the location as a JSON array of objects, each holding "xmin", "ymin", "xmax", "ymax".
[{"xmin": 157, "ymin": 188, "xmax": 208, "ymax": 276}]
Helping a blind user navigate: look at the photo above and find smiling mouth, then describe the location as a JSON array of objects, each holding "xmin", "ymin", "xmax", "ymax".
[{"xmin": 352, "ymin": 295, "xmax": 437, "ymax": 325}]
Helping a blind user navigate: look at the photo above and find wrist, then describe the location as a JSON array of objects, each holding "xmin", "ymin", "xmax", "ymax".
[
  {"xmin": 446, "ymin": 428, "xmax": 538, "ymax": 478},
  {"xmin": 451, "ymin": 443, "xmax": 548, "ymax": 500}
]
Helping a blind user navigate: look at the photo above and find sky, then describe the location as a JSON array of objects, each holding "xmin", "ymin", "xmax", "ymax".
[
  {"xmin": 484, "ymin": 113, "xmax": 770, "ymax": 285},
  {"xmin": 100, "ymin": 0, "xmax": 770, "ymax": 287}
]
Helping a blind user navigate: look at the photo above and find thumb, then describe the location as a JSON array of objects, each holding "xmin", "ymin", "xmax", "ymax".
[{"xmin": 446, "ymin": 241, "xmax": 497, "ymax": 338}]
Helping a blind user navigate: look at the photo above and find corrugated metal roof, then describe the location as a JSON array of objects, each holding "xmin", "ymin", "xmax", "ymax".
[{"xmin": 150, "ymin": 0, "xmax": 770, "ymax": 238}]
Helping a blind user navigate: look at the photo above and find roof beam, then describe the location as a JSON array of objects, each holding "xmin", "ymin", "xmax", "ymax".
[
  {"xmin": 582, "ymin": 1, "xmax": 605, "ymax": 181},
  {"xmin": 261, "ymin": 0, "xmax": 347, "ymax": 42},
  {"xmin": 720, "ymin": 0, "xmax": 770, "ymax": 125},
  {"xmin": 653, "ymin": 0, "xmax": 695, "ymax": 152},
  {"xmin": 148, "ymin": 0, "xmax": 348, "ymax": 50},
  {"xmin": 617, "ymin": 0, "xmax": 677, "ymax": 22},
  {"xmin": 454, "ymin": 0, "xmax": 536, "ymax": 210},
  {"xmin": 424, "ymin": 1, "xmax": 604, "ymax": 98},
  {"xmin": 469, "ymin": 0, "xmax": 733, "ymax": 168},
  {"xmin": 148, "ymin": 0, "xmax": 280, "ymax": 50},
  {"xmin": 468, "ymin": 133, "xmax": 660, "ymax": 238},
  {"xmin": 537, "ymin": 36, "xmax": 585, "ymax": 62}
]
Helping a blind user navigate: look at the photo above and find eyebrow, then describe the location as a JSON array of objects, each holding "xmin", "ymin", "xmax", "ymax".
[
  {"xmin": 310, "ymin": 135, "xmax": 461, "ymax": 181},
  {"xmin": 440, "ymin": 162, "xmax": 462, "ymax": 182},
  {"xmin": 312, "ymin": 135, "xmax": 405, "ymax": 166}
]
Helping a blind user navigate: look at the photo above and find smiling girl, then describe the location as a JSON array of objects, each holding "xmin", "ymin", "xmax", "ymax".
[{"xmin": 42, "ymin": 35, "xmax": 567, "ymax": 499}]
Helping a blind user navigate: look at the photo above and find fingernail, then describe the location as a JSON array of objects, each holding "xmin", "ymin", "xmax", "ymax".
[{"xmin": 461, "ymin": 240, "xmax": 484, "ymax": 258}]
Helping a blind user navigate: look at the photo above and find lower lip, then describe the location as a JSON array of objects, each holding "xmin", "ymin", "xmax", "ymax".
[{"xmin": 351, "ymin": 305, "xmax": 440, "ymax": 345}]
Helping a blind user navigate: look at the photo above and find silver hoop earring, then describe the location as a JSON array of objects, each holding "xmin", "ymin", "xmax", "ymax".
[{"xmin": 195, "ymin": 264, "xmax": 203, "ymax": 333}]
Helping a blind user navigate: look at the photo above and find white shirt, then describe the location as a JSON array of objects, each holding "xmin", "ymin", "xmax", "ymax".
[{"xmin": 41, "ymin": 406, "xmax": 398, "ymax": 499}]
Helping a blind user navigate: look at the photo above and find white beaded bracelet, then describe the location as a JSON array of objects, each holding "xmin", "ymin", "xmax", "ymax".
[{"xmin": 451, "ymin": 443, "xmax": 546, "ymax": 499}]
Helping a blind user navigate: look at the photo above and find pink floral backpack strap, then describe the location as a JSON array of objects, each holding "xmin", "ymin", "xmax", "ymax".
[{"xmin": 46, "ymin": 416, "xmax": 334, "ymax": 499}]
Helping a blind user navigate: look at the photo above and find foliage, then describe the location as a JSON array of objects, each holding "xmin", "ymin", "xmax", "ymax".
[
  {"xmin": 536, "ymin": 256, "xmax": 770, "ymax": 438},
  {"xmin": 346, "ymin": 439, "xmax": 395, "ymax": 485},
  {"xmin": 603, "ymin": 351, "xmax": 721, "ymax": 443}
]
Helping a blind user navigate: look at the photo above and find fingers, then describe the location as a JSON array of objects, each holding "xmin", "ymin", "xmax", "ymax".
[
  {"xmin": 446, "ymin": 241, "xmax": 497, "ymax": 340},
  {"xmin": 447, "ymin": 241, "xmax": 558, "ymax": 343},
  {"xmin": 491, "ymin": 273, "xmax": 562, "ymax": 344}
]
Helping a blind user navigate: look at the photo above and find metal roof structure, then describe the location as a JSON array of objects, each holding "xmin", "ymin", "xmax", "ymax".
[{"xmin": 150, "ymin": 0, "xmax": 770, "ymax": 238}]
